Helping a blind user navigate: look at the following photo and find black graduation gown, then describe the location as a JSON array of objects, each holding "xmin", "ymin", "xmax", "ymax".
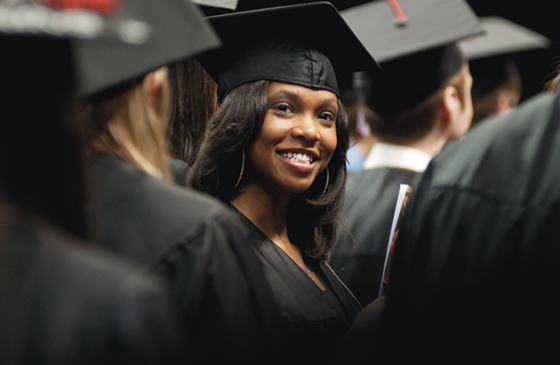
[
  {"xmin": 85, "ymin": 154, "xmax": 287, "ymax": 364},
  {"xmin": 233, "ymin": 209, "xmax": 362, "ymax": 363},
  {"xmin": 380, "ymin": 91, "xmax": 560, "ymax": 364},
  {"xmin": 168, "ymin": 157, "xmax": 189, "ymax": 186},
  {"xmin": 0, "ymin": 220, "xmax": 185, "ymax": 364},
  {"xmin": 329, "ymin": 167, "xmax": 420, "ymax": 306}
]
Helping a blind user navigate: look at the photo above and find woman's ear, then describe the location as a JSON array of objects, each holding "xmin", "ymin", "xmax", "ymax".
[{"xmin": 146, "ymin": 67, "xmax": 169, "ymax": 117}]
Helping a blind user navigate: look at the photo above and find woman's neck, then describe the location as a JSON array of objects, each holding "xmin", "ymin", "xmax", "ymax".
[
  {"xmin": 231, "ymin": 182, "xmax": 329, "ymax": 291},
  {"xmin": 230, "ymin": 182, "xmax": 291, "ymax": 245}
]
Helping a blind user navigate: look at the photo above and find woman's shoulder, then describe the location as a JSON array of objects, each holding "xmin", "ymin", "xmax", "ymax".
[{"xmin": 88, "ymin": 153, "xmax": 239, "ymax": 226}]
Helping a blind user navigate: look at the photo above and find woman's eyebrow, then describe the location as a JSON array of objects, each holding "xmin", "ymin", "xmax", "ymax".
[
  {"xmin": 268, "ymin": 90, "xmax": 299, "ymax": 99},
  {"xmin": 320, "ymin": 98, "xmax": 338, "ymax": 106},
  {"xmin": 269, "ymin": 90, "xmax": 338, "ymax": 106}
]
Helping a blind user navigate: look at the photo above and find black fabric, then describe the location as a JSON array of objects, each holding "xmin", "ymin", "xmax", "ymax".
[
  {"xmin": 198, "ymin": 2, "xmax": 378, "ymax": 102},
  {"xmin": 85, "ymin": 154, "xmax": 289, "ymax": 364},
  {"xmin": 380, "ymin": 91, "xmax": 560, "ymax": 364},
  {"xmin": 232, "ymin": 208, "xmax": 362, "ymax": 363},
  {"xmin": 236, "ymin": 0, "xmax": 373, "ymax": 11},
  {"xmin": 168, "ymin": 157, "xmax": 190, "ymax": 186},
  {"xmin": 1, "ymin": 1, "xmax": 219, "ymax": 98},
  {"xmin": 0, "ymin": 220, "xmax": 186, "ymax": 364},
  {"xmin": 216, "ymin": 42, "xmax": 339, "ymax": 104},
  {"xmin": 330, "ymin": 167, "xmax": 420, "ymax": 306}
]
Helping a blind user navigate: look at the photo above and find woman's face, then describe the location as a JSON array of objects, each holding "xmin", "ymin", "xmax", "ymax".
[{"xmin": 246, "ymin": 82, "xmax": 338, "ymax": 195}]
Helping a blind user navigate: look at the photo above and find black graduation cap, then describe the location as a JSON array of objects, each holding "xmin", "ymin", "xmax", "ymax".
[
  {"xmin": 235, "ymin": 0, "xmax": 374, "ymax": 12},
  {"xmin": 459, "ymin": 17, "xmax": 550, "ymax": 99},
  {"xmin": 341, "ymin": 0, "xmax": 485, "ymax": 116},
  {"xmin": 70, "ymin": 0, "xmax": 221, "ymax": 100},
  {"xmin": 198, "ymin": 2, "xmax": 378, "ymax": 104},
  {"xmin": 192, "ymin": 0, "xmax": 238, "ymax": 16}
]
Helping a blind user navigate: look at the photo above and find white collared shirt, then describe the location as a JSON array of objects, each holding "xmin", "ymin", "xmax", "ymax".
[{"xmin": 363, "ymin": 143, "xmax": 432, "ymax": 173}]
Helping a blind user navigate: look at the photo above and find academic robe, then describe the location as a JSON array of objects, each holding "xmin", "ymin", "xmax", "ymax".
[
  {"xmin": 380, "ymin": 91, "xmax": 560, "ymax": 364},
  {"xmin": 329, "ymin": 167, "xmax": 419, "ymax": 306},
  {"xmin": 85, "ymin": 153, "xmax": 287, "ymax": 364},
  {"xmin": 168, "ymin": 157, "xmax": 189, "ymax": 186},
  {"xmin": 233, "ymin": 209, "xmax": 362, "ymax": 363},
  {"xmin": 0, "ymin": 220, "xmax": 185, "ymax": 364}
]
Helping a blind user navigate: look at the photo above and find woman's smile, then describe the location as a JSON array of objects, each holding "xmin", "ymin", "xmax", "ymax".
[
  {"xmin": 278, "ymin": 151, "xmax": 316, "ymax": 166},
  {"xmin": 245, "ymin": 82, "xmax": 338, "ymax": 194}
]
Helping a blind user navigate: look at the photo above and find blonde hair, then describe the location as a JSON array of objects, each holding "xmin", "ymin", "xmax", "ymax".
[{"xmin": 88, "ymin": 67, "xmax": 172, "ymax": 182}]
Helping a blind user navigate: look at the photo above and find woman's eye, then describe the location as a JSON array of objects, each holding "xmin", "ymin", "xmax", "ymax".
[
  {"xmin": 318, "ymin": 112, "xmax": 336, "ymax": 122},
  {"xmin": 274, "ymin": 104, "xmax": 292, "ymax": 114}
]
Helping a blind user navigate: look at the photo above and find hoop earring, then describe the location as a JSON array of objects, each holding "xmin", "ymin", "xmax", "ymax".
[
  {"xmin": 234, "ymin": 150, "xmax": 245, "ymax": 188},
  {"xmin": 320, "ymin": 169, "xmax": 329, "ymax": 198}
]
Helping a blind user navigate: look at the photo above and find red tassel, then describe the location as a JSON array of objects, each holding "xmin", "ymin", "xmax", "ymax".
[{"xmin": 386, "ymin": 0, "xmax": 408, "ymax": 23}]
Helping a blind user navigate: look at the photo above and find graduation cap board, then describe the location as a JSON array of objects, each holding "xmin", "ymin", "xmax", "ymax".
[
  {"xmin": 459, "ymin": 17, "xmax": 551, "ymax": 99},
  {"xmin": 198, "ymin": 1, "xmax": 379, "ymax": 104},
  {"xmin": 342, "ymin": 0, "xmax": 484, "ymax": 63},
  {"xmin": 340, "ymin": 0, "xmax": 485, "ymax": 116},
  {"xmin": 2, "ymin": 1, "xmax": 220, "ymax": 101},
  {"xmin": 191, "ymin": 0, "xmax": 238, "ymax": 15},
  {"xmin": 71, "ymin": 0, "xmax": 221, "ymax": 100},
  {"xmin": 235, "ymin": 0, "xmax": 375, "ymax": 12},
  {"xmin": 459, "ymin": 17, "xmax": 550, "ymax": 61}
]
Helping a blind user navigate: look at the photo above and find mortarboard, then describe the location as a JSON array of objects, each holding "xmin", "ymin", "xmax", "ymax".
[
  {"xmin": 198, "ymin": 2, "xmax": 378, "ymax": 104},
  {"xmin": 191, "ymin": 0, "xmax": 238, "ymax": 16},
  {"xmin": 459, "ymin": 17, "xmax": 550, "ymax": 61},
  {"xmin": 341, "ymin": 0, "xmax": 484, "ymax": 116},
  {"xmin": 1, "ymin": 0, "xmax": 221, "ymax": 102},
  {"xmin": 70, "ymin": 0, "xmax": 221, "ymax": 101},
  {"xmin": 459, "ymin": 17, "xmax": 551, "ymax": 99},
  {"xmin": 235, "ymin": 0, "xmax": 375, "ymax": 12}
]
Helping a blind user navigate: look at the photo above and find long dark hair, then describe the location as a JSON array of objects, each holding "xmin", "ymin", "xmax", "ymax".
[
  {"xmin": 188, "ymin": 80, "xmax": 349, "ymax": 261},
  {"xmin": 167, "ymin": 58, "xmax": 218, "ymax": 165}
]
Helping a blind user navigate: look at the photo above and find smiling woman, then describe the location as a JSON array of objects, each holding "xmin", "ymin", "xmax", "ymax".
[
  {"xmin": 247, "ymin": 82, "xmax": 338, "ymax": 197},
  {"xmin": 187, "ymin": 2, "xmax": 378, "ymax": 362}
]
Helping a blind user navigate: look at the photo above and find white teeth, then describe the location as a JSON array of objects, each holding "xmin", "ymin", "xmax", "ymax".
[{"xmin": 280, "ymin": 152, "xmax": 313, "ymax": 165}]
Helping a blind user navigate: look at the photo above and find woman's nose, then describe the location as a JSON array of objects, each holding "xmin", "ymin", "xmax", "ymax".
[{"xmin": 291, "ymin": 114, "xmax": 320, "ymax": 143}]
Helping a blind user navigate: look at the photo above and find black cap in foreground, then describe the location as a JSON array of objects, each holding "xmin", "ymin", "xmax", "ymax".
[
  {"xmin": 198, "ymin": 2, "xmax": 379, "ymax": 104},
  {"xmin": 73, "ymin": 0, "xmax": 221, "ymax": 101},
  {"xmin": 235, "ymin": 0, "xmax": 373, "ymax": 12},
  {"xmin": 341, "ymin": 0, "xmax": 484, "ymax": 116},
  {"xmin": 2, "ymin": 0, "xmax": 221, "ymax": 100}
]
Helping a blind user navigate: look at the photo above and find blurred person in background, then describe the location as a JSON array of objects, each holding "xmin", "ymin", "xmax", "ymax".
[
  {"xmin": 459, "ymin": 16, "xmax": 550, "ymax": 128},
  {"xmin": 0, "ymin": 2, "xmax": 186, "ymax": 363},
  {"xmin": 330, "ymin": 0, "xmax": 483, "ymax": 307},
  {"xmin": 77, "ymin": 1, "xmax": 285, "ymax": 363}
]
